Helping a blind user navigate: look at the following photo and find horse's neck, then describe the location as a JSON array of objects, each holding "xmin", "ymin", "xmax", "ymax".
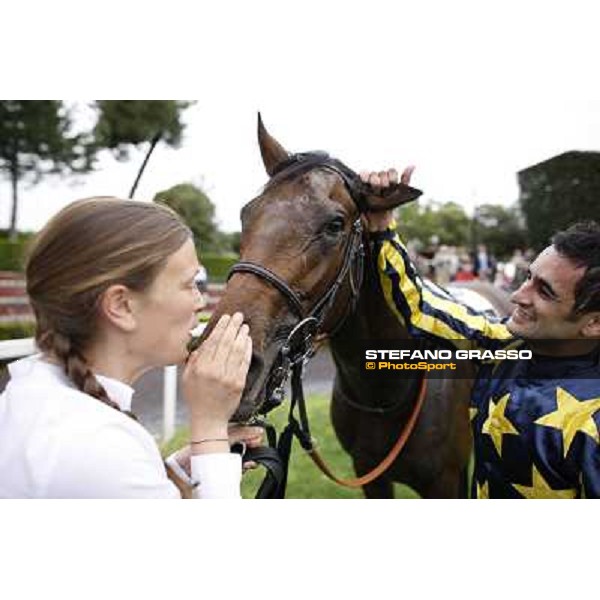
[
  {"xmin": 329, "ymin": 256, "xmax": 414, "ymax": 398},
  {"xmin": 336, "ymin": 251, "xmax": 410, "ymax": 342}
]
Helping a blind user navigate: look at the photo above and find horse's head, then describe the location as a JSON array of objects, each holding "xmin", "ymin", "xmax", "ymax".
[{"xmin": 204, "ymin": 115, "xmax": 422, "ymax": 421}]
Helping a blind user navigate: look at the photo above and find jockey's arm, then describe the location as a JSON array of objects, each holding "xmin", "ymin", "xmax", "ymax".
[
  {"xmin": 362, "ymin": 169, "xmax": 512, "ymax": 352},
  {"xmin": 369, "ymin": 220, "xmax": 512, "ymax": 352}
]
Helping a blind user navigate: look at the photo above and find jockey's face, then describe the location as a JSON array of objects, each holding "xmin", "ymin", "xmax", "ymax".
[{"xmin": 507, "ymin": 245, "xmax": 591, "ymax": 340}]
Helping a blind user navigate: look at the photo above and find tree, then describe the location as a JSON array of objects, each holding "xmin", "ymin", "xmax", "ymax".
[
  {"xmin": 518, "ymin": 151, "xmax": 600, "ymax": 250},
  {"xmin": 226, "ymin": 231, "xmax": 241, "ymax": 254},
  {"xmin": 396, "ymin": 198, "xmax": 527, "ymax": 259},
  {"xmin": 473, "ymin": 204, "xmax": 528, "ymax": 259},
  {"xmin": 93, "ymin": 100, "xmax": 191, "ymax": 157},
  {"xmin": 211, "ymin": 231, "xmax": 241, "ymax": 255},
  {"xmin": 93, "ymin": 100, "xmax": 191, "ymax": 152},
  {"xmin": 397, "ymin": 200, "xmax": 471, "ymax": 247},
  {"xmin": 435, "ymin": 202, "xmax": 471, "ymax": 246},
  {"xmin": 0, "ymin": 100, "xmax": 193, "ymax": 239},
  {"xmin": 93, "ymin": 100, "xmax": 192, "ymax": 198},
  {"xmin": 0, "ymin": 101, "xmax": 92, "ymax": 239},
  {"xmin": 154, "ymin": 183, "xmax": 220, "ymax": 251}
]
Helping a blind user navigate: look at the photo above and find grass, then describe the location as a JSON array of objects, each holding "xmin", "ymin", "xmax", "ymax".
[{"xmin": 162, "ymin": 393, "xmax": 420, "ymax": 499}]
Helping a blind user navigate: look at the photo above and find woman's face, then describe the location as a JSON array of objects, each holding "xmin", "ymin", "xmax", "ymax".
[{"xmin": 130, "ymin": 238, "xmax": 204, "ymax": 368}]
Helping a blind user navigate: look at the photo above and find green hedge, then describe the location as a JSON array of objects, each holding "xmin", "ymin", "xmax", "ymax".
[
  {"xmin": 200, "ymin": 252, "xmax": 238, "ymax": 283},
  {"xmin": 0, "ymin": 238, "xmax": 28, "ymax": 271},
  {"xmin": 0, "ymin": 321, "xmax": 35, "ymax": 341},
  {"xmin": 0, "ymin": 322, "xmax": 35, "ymax": 372},
  {"xmin": 0, "ymin": 239, "xmax": 238, "ymax": 280}
]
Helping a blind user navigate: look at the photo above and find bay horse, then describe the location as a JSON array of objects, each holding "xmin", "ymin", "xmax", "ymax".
[{"xmin": 205, "ymin": 116, "xmax": 509, "ymax": 498}]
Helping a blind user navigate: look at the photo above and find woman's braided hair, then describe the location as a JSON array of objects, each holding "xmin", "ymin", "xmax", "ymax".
[{"xmin": 26, "ymin": 197, "xmax": 191, "ymax": 412}]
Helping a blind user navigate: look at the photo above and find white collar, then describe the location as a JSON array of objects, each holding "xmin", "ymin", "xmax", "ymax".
[{"xmin": 8, "ymin": 354, "xmax": 135, "ymax": 412}]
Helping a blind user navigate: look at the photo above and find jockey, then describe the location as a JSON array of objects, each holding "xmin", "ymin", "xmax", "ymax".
[{"xmin": 363, "ymin": 168, "xmax": 600, "ymax": 498}]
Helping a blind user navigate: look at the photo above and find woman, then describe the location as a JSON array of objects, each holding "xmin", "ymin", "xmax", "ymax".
[{"xmin": 0, "ymin": 197, "xmax": 259, "ymax": 499}]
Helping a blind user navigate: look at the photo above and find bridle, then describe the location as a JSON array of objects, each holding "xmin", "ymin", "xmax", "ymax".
[
  {"xmin": 230, "ymin": 218, "xmax": 364, "ymax": 335},
  {"xmin": 228, "ymin": 152, "xmax": 368, "ymax": 416}
]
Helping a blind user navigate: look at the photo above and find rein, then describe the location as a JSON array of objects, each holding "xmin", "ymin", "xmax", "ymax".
[
  {"xmin": 230, "ymin": 152, "xmax": 424, "ymax": 498},
  {"xmin": 301, "ymin": 377, "xmax": 427, "ymax": 488}
]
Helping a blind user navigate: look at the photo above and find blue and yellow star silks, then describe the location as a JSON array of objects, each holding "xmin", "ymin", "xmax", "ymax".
[
  {"xmin": 373, "ymin": 225, "xmax": 600, "ymax": 498},
  {"xmin": 512, "ymin": 463, "xmax": 577, "ymax": 499},
  {"xmin": 481, "ymin": 393, "xmax": 518, "ymax": 456},
  {"xmin": 535, "ymin": 387, "xmax": 600, "ymax": 457}
]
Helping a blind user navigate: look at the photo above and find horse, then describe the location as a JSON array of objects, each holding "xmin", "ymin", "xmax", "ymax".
[{"xmin": 204, "ymin": 116, "xmax": 510, "ymax": 498}]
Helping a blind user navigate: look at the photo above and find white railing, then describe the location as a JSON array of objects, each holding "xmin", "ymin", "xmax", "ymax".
[
  {"xmin": 162, "ymin": 364, "xmax": 178, "ymax": 441},
  {"xmin": 0, "ymin": 337, "xmax": 36, "ymax": 360},
  {"xmin": 0, "ymin": 330, "xmax": 206, "ymax": 442}
]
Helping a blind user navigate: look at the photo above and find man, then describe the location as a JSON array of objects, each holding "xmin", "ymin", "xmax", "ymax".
[
  {"xmin": 473, "ymin": 243, "xmax": 494, "ymax": 282},
  {"xmin": 362, "ymin": 167, "xmax": 600, "ymax": 498}
]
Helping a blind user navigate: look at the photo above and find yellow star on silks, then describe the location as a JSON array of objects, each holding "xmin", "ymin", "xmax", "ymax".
[
  {"xmin": 535, "ymin": 387, "xmax": 600, "ymax": 457},
  {"xmin": 513, "ymin": 464, "xmax": 577, "ymax": 499},
  {"xmin": 481, "ymin": 393, "xmax": 519, "ymax": 456},
  {"xmin": 476, "ymin": 479, "xmax": 489, "ymax": 499},
  {"xmin": 469, "ymin": 407, "xmax": 478, "ymax": 422}
]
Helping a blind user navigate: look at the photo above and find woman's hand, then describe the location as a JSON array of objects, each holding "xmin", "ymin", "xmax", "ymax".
[
  {"xmin": 183, "ymin": 312, "xmax": 252, "ymax": 453},
  {"xmin": 170, "ymin": 424, "xmax": 264, "ymax": 476}
]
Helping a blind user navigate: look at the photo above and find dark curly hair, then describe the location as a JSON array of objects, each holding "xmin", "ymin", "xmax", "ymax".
[{"xmin": 552, "ymin": 221, "xmax": 600, "ymax": 316}]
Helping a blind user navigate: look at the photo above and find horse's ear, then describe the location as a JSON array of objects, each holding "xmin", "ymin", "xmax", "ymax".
[
  {"xmin": 362, "ymin": 182, "xmax": 423, "ymax": 212},
  {"xmin": 257, "ymin": 113, "xmax": 290, "ymax": 176}
]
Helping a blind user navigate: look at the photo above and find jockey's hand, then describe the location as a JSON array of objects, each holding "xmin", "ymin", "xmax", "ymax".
[{"xmin": 360, "ymin": 166, "xmax": 415, "ymax": 232}]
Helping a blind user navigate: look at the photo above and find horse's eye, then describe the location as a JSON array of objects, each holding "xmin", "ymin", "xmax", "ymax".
[{"xmin": 325, "ymin": 217, "xmax": 345, "ymax": 236}]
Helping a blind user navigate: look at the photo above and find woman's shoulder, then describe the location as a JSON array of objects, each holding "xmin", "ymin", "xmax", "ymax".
[
  {"xmin": 1, "ymin": 357, "xmax": 169, "ymax": 498},
  {"xmin": 6, "ymin": 355, "xmax": 98, "ymax": 413},
  {"xmin": 2, "ymin": 354, "xmax": 148, "ymax": 441}
]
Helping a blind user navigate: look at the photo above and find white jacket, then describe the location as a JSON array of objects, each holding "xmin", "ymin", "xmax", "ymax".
[{"xmin": 0, "ymin": 355, "xmax": 241, "ymax": 499}]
